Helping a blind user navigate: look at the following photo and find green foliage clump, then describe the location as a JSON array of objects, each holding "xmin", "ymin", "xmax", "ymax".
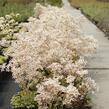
[
  {"xmin": 0, "ymin": 55, "xmax": 7, "ymax": 65},
  {"xmin": 11, "ymin": 90, "xmax": 37, "ymax": 109},
  {"xmin": 7, "ymin": 0, "xmax": 35, "ymax": 4},
  {"xmin": 47, "ymin": 0, "xmax": 63, "ymax": 7}
]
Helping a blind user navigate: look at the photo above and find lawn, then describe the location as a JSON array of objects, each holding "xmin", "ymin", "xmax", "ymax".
[{"xmin": 69, "ymin": 0, "xmax": 109, "ymax": 36}]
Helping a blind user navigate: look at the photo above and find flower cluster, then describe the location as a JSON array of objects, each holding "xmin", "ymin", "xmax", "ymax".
[
  {"xmin": 7, "ymin": 4, "xmax": 98, "ymax": 109},
  {"xmin": 0, "ymin": 13, "xmax": 21, "ymax": 70}
]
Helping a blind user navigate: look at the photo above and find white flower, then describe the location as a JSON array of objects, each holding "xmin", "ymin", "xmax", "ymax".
[
  {"xmin": 47, "ymin": 62, "xmax": 63, "ymax": 75},
  {"xmin": 63, "ymin": 84, "xmax": 80, "ymax": 105},
  {"xmin": 82, "ymin": 77, "xmax": 98, "ymax": 94},
  {"xmin": 66, "ymin": 75, "xmax": 75, "ymax": 83},
  {"xmin": 76, "ymin": 70, "xmax": 88, "ymax": 77}
]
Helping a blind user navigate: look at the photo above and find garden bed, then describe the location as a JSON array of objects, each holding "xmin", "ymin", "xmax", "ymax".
[
  {"xmin": 0, "ymin": 2, "xmax": 97, "ymax": 109},
  {"xmin": 8, "ymin": 4, "xmax": 97, "ymax": 109}
]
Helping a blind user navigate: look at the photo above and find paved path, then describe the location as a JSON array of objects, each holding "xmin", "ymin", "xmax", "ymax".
[{"xmin": 62, "ymin": 0, "xmax": 109, "ymax": 109}]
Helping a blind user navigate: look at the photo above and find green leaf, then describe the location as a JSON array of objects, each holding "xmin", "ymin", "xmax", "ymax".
[{"xmin": 0, "ymin": 55, "xmax": 6, "ymax": 64}]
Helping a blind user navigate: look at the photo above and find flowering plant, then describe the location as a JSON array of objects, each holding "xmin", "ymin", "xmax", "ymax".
[
  {"xmin": 8, "ymin": 4, "xmax": 98, "ymax": 109},
  {"xmin": 0, "ymin": 13, "xmax": 21, "ymax": 71}
]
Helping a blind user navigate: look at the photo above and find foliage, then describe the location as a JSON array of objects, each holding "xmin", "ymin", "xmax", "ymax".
[
  {"xmin": 0, "ymin": 13, "xmax": 21, "ymax": 70},
  {"xmin": 36, "ymin": 0, "xmax": 63, "ymax": 7},
  {"xmin": 11, "ymin": 90, "xmax": 36, "ymax": 109},
  {"xmin": 0, "ymin": 55, "xmax": 7, "ymax": 65},
  {"xmin": 0, "ymin": 1, "xmax": 35, "ymax": 22},
  {"xmin": 0, "ymin": 0, "xmax": 63, "ymax": 23},
  {"xmin": 47, "ymin": 0, "xmax": 63, "ymax": 7},
  {"xmin": 0, "ymin": 13, "xmax": 21, "ymax": 40},
  {"xmin": 7, "ymin": 0, "xmax": 35, "ymax": 4}
]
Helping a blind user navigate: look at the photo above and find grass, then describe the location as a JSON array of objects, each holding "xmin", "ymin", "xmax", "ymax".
[
  {"xmin": 47, "ymin": 0, "xmax": 63, "ymax": 7},
  {"xmin": 0, "ymin": 0, "xmax": 35, "ymax": 22},
  {"xmin": 0, "ymin": 0, "xmax": 63, "ymax": 22},
  {"xmin": 36, "ymin": 0, "xmax": 63, "ymax": 7},
  {"xmin": 69, "ymin": 0, "xmax": 109, "ymax": 36}
]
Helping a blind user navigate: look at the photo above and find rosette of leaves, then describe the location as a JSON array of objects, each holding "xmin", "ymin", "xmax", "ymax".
[{"xmin": 11, "ymin": 90, "xmax": 37, "ymax": 109}]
